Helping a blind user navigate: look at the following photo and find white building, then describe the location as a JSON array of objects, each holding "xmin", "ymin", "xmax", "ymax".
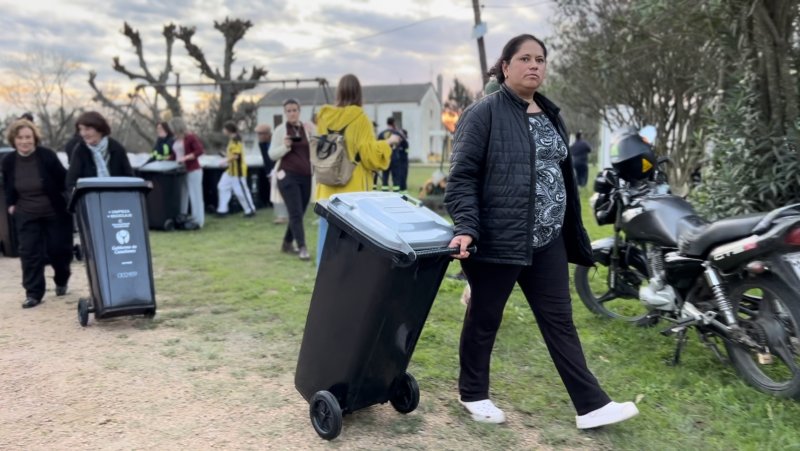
[{"xmin": 256, "ymin": 83, "xmax": 443, "ymax": 162}]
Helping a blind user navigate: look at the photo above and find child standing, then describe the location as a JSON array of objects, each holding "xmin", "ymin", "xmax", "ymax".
[{"xmin": 217, "ymin": 121, "xmax": 255, "ymax": 217}]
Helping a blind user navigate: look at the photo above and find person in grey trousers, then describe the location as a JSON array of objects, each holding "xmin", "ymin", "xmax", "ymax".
[{"xmin": 169, "ymin": 117, "xmax": 206, "ymax": 228}]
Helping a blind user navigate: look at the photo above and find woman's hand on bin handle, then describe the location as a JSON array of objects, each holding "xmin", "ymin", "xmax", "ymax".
[{"xmin": 448, "ymin": 235, "xmax": 473, "ymax": 259}]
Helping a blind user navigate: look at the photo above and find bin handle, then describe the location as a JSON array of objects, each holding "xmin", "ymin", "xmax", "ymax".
[
  {"xmin": 414, "ymin": 245, "xmax": 477, "ymax": 258},
  {"xmin": 400, "ymin": 194, "xmax": 423, "ymax": 207}
]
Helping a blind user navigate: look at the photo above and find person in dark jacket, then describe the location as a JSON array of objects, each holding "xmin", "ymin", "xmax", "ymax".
[
  {"xmin": 378, "ymin": 117, "xmax": 410, "ymax": 190},
  {"xmin": 1, "ymin": 120, "xmax": 73, "ymax": 308},
  {"xmin": 570, "ymin": 132, "xmax": 592, "ymax": 187},
  {"xmin": 444, "ymin": 34, "xmax": 638, "ymax": 429},
  {"xmin": 66, "ymin": 111, "xmax": 133, "ymax": 192},
  {"xmin": 150, "ymin": 121, "xmax": 175, "ymax": 161}
]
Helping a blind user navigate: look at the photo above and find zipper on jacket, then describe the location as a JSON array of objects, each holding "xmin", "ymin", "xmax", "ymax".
[{"xmin": 525, "ymin": 107, "xmax": 537, "ymax": 265}]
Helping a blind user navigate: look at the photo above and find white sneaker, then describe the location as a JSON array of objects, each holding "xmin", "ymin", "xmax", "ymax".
[
  {"xmin": 576, "ymin": 401, "xmax": 639, "ymax": 429},
  {"xmin": 459, "ymin": 398, "xmax": 506, "ymax": 424}
]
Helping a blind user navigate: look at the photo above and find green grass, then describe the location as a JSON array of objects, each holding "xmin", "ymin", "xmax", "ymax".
[{"xmin": 148, "ymin": 165, "xmax": 800, "ymax": 450}]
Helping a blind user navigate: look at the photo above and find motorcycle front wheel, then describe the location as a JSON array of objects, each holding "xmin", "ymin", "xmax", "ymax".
[
  {"xmin": 725, "ymin": 275, "xmax": 800, "ymax": 399},
  {"xmin": 574, "ymin": 261, "xmax": 650, "ymax": 323}
]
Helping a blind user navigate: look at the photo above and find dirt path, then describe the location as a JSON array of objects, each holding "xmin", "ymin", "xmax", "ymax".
[{"xmin": 0, "ymin": 257, "xmax": 560, "ymax": 450}]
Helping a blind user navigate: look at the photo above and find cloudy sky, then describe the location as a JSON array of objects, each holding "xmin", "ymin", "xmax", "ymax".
[{"xmin": 0, "ymin": 0, "xmax": 556, "ymax": 112}]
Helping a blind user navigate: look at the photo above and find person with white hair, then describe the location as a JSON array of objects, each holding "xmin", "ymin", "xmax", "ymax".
[{"xmin": 169, "ymin": 116, "xmax": 206, "ymax": 228}]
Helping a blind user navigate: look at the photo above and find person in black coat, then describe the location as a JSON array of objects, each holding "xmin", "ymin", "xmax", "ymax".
[
  {"xmin": 1, "ymin": 120, "xmax": 73, "ymax": 308},
  {"xmin": 66, "ymin": 111, "xmax": 133, "ymax": 192},
  {"xmin": 570, "ymin": 132, "xmax": 592, "ymax": 187},
  {"xmin": 444, "ymin": 34, "xmax": 638, "ymax": 429}
]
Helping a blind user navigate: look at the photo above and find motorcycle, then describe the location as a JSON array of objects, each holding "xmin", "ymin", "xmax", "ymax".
[{"xmin": 574, "ymin": 132, "xmax": 800, "ymax": 398}]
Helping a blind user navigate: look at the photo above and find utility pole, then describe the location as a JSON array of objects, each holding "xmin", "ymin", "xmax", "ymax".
[{"xmin": 472, "ymin": 0, "xmax": 489, "ymax": 87}]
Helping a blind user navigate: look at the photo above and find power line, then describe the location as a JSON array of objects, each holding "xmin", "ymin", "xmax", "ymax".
[
  {"xmin": 267, "ymin": 2, "xmax": 556, "ymax": 61},
  {"xmin": 270, "ymin": 15, "xmax": 445, "ymax": 61},
  {"xmin": 482, "ymin": 0, "xmax": 553, "ymax": 8}
]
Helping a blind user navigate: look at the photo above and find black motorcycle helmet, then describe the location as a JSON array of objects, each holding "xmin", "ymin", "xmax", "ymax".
[{"xmin": 610, "ymin": 128, "xmax": 657, "ymax": 182}]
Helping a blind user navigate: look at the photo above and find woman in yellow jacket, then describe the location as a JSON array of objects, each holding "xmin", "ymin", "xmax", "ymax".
[{"xmin": 314, "ymin": 74, "xmax": 400, "ymax": 265}]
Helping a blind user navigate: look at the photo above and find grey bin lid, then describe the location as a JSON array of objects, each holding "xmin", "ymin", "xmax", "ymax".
[
  {"xmin": 138, "ymin": 160, "xmax": 185, "ymax": 173},
  {"xmin": 323, "ymin": 192, "xmax": 454, "ymax": 257},
  {"xmin": 69, "ymin": 177, "xmax": 151, "ymax": 212}
]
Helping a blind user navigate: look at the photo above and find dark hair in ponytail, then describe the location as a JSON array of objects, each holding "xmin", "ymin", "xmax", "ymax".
[{"xmin": 490, "ymin": 34, "xmax": 548, "ymax": 84}]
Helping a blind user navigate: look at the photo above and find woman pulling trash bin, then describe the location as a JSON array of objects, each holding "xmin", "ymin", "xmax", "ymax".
[
  {"xmin": 269, "ymin": 99, "xmax": 316, "ymax": 260},
  {"xmin": 313, "ymin": 74, "xmax": 400, "ymax": 266},
  {"xmin": 66, "ymin": 111, "xmax": 134, "ymax": 191},
  {"xmin": 169, "ymin": 117, "xmax": 205, "ymax": 228},
  {"xmin": 444, "ymin": 34, "xmax": 639, "ymax": 429},
  {"xmin": 1, "ymin": 119, "xmax": 73, "ymax": 308}
]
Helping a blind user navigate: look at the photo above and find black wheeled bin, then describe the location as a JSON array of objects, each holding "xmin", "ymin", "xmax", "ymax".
[
  {"xmin": 136, "ymin": 160, "xmax": 186, "ymax": 230},
  {"xmin": 0, "ymin": 148, "xmax": 18, "ymax": 257},
  {"xmin": 296, "ymin": 192, "xmax": 461, "ymax": 440},
  {"xmin": 68, "ymin": 177, "xmax": 156, "ymax": 326}
]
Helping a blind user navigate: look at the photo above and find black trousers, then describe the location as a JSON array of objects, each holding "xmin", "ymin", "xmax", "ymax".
[
  {"xmin": 574, "ymin": 163, "xmax": 589, "ymax": 187},
  {"xmin": 278, "ymin": 172, "xmax": 311, "ymax": 248},
  {"xmin": 14, "ymin": 211, "xmax": 73, "ymax": 301},
  {"xmin": 459, "ymin": 234, "xmax": 610, "ymax": 415},
  {"xmin": 381, "ymin": 149, "xmax": 409, "ymax": 191}
]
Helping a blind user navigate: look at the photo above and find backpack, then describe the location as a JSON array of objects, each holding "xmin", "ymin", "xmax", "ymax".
[{"xmin": 310, "ymin": 124, "xmax": 359, "ymax": 187}]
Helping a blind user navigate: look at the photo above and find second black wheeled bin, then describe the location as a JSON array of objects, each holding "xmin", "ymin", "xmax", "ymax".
[
  {"xmin": 296, "ymin": 192, "xmax": 461, "ymax": 440},
  {"xmin": 136, "ymin": 160, "xmax": 186, "ymax": 230},
  {"xmin": 68, "ymin": 177, "xmax": 156, "ymax": 326}
]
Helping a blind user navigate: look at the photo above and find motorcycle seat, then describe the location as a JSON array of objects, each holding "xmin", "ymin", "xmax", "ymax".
[{"xmin": 678, "ymin": 213, "xmax": 766, "ymax": 257}]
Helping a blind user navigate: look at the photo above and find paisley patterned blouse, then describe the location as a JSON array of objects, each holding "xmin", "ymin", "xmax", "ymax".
[{"xmin": 528, "ymin": 112, "xmax": 567, "ymax": 249}]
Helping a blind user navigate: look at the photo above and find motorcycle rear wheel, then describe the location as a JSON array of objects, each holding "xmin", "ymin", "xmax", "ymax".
[
  {"xmin": 725, "ymin": 275, "xmax": 800, "ymax": 399},
  {"xmin": 574, "ymin": 261, "xmax": 650, "ymax": 323}
]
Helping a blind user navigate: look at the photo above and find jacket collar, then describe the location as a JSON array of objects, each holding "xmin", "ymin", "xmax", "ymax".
[{"xmin": 499, "ymin": 83, "xmax": 561, "ymax": 116}]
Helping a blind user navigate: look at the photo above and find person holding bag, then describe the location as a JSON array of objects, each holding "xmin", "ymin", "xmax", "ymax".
[{"xmin": 313, "ymin": 74, "xmax": 400, "ymax": 266}]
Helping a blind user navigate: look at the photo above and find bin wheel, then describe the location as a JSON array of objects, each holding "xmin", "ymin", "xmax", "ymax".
[
  {"xmin": 309, "ymin": 390, "xmax": 342, "ymax": 440},
  {"xmin": 77, "ymin": 298, "xmax": 90, "ymax": 327},
  {"xmin": 163, "ymin": 219, "xmax": 175, "ymax": 231},
  {"xmin": 390, "ymin": 372, "xmax": 420, "ymax": 414},
  {"xmin": 73, "ymin": 244, "xmax": 83, "ymax": 261},
  {"xmin": 144, "ymin": 309, "xmax": 156, "ymax": 319}
]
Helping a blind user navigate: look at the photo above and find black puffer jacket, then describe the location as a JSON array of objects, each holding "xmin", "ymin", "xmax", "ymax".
[{"xmin": 444, "ymin": 84, "xmax": 593, "ymax": 266}]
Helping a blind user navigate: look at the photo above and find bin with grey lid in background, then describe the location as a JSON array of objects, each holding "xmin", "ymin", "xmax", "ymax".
[
  {"xmin": 295, "ymin": 192, "xmax": 474, "ymax": 440},
  {"xmin": 68, "ymin": 177, "xmax": 156, "ymax": 326},
  {"xmin": 136, "ymin": 160, "xmax": 186, "ymax": 230}
]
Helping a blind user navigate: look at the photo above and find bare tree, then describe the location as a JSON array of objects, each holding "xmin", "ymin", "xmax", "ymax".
[
  {"xmin": 1, "ymin": 50, "xmax": 81, "ymax": 148},
  {"xmin": 87, "ymin": 22, "xmax": 183, "ymax": 146},
  {"xmin": 233, "ymin": 99, "xmax": 259, "ymax": 133},
  {"xmin": 175, "ymin": 17, "xmax": 268, "ymax": 132}
]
